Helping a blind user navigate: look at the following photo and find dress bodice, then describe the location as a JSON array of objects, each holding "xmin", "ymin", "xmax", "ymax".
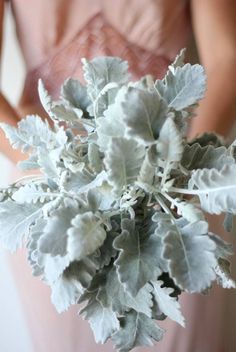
[{"xmin": 8, "ymin": 0, "xmax": 191, "ymax": 113}]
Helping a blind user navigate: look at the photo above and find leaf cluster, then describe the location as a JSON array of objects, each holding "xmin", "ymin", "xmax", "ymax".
[{"xmin": 0, "ymin": 51, "xmax": 235, "ymax": 351}]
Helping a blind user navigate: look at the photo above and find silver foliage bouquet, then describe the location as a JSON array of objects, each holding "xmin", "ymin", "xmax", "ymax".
[{"xmin": 0, "ymin": 50, "xmax": 235, "ymax": 351}]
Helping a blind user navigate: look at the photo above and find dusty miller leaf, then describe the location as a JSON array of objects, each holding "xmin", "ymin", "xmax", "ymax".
[
  {"xmin": 39, "ymin": 206, "xmax": 78, "ymax": 257},
  {"xmin": 0, "ymin": 115, "xmax": 67, "ymax": 157},
  {"xmin": 155, "ymin": 63, "xmax": 206, "ymax": 110},
  {"xmin": 50, "ymin": 274, "xmax": 82, "ymax": 313},
  {"xmin": 96, "ymin": 86, "xmax": 127, "ymax": 152},
  {"xmin": 151, "ymin": 280, "xmax": 185, "ymax": 326},
  {"xmin": 102, "ymin": 268, "xmax": 153, "ymax": 317},
  {"xmin": 112, "ymin": 310, "xmax": 164, "ymax": 352},
  {"xmin": 215, "ymin": 258, "xmax": 235, "ymax": 289},
  {"xmin": 61, "ymin": 78, "xmax": 91, "ymax": 116},
  {"xmin": 12, "ymin": 183, "xmax": 51, "ymax": 204},
  {"xmin": 104, "ymin": 137, "xmax": 145, "ymax": 197},
  {"xmin": 189, "ymin": 164, "xmax": 236, "ymax": 214},
  {"xmin": 122, "ymin": 87, "xmax": 168, "ymax": 144},
  {"xmin": 0, "ymin": 200, "xmax": 42, "ymax": 252},
  {"xmin": 181, "ymin": 144, "xmax": 234, "ymax": 171},
  {"xmin": 67, "ymin": 211, "xmax": 107, "ymax": 261},
  {"xmin": 156, "ymin": 117, "xmax": 183, "ymax": 162},
  {"xmin": 114, "ymin": 218, "xmax": 163, "ymax": 296},
  {"xmin": 82, "ymin": 56, "xmax": 129, "ymax": 116},
  {"xmin": 80, "ymin": 295, "xmax": 120, "ymax": 344},
  {"xmin": 163, "ymin": 220, "xmax": 217, "ymax": 292}
]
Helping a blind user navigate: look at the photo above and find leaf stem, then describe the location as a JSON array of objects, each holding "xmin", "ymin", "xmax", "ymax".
[
  {"xmin": 168, "ymin": 187, "xmax": 198, "ymax": 195},
  {"xmin": 12, "ymin": 174, "xmax": 44, "ymax": 185},
  {"xmin": 154, "ymin": 194, "xmax": 176, "ymax": 222}
]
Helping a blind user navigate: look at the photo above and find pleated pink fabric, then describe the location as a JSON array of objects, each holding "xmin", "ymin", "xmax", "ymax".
[{"xmin": 5, "ymin": 1, "xmax": 236, "ymax": 351}]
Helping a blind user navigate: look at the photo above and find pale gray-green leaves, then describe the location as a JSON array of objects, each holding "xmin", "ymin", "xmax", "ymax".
[
  {"xmin": 163, "ymin": 221, "xmax": 217, "ymax": 292},
  {"xmin": 157, "ymin": 117, "xmax": 183, "ymax": 163},
  {"xmin": 12, "ymin": 183, "xmax": 52, "ymax": 204},
  {"xmin": 1, "ymin": 52, "xmax": 236, "ymax": 352},
  {"xmin": 82, "ymin": 56, "xmax": 129, "ymax": 116},
  {"xmin": 215, "ymin": 259, "xmax": 235, "ymax": 289},
  {"xmin": 39, "ymin": 206, "xmax": 78, "ymax": 257},
  {"xmin": 0, "ymin": 115, "xmax": 66, "ymax": 153},
  {"xmin": 181, "ymin": 144, "xmax": 234, "ymax": 171},
  {"xmin": 104, "ymin": 137, "xmax": 145, "ymax": 197},
  {"xmin": 0, "ymin": 200, "xmax": 42, "ymax": 252},
  {"xmin": 112, "ymin": 311, "xmax": 164, "ymax": 352},
  {"xmin": 81, "ymin": 296, "xmax": 120, "ymax": 344},
  {"xmin": 61, "ymin": 78, "xmax": 91, "ymax": 117},
  {"xmin": 122, "ymin": 87, "xmax": 168, "ymax": 144},
  {"xmin": 114, "ymin": 218, "xmax": 163, "ymax": 296},
  {"xmin": 189, "ymin": 164, "xmax": 236, "ymax": 214},
  {"xmin": 151, "ymin": 280, "xmax": 185, "ymax": 326},
  {"xmin": 67, "ymin": 211, "xmax": 106, "ymax": 261},
  {"xmin": 50, "ymin": 273, "xmax": 82, "ymax": 313},
  {"xmin": 155, "ymin": 63, "xmax": 206, "ymax": 110},
  {"xmin": 104, "ymin": 268, "xmax": 153, "ymax": 317},
  {"xmin": 96, "ymin": 86, "xmax": 127, "ymax": 152}
]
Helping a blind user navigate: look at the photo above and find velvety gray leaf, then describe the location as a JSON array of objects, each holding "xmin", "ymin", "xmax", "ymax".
[
  {"xmin": 155, "ymin": 63, "xmax": 206, "ymax": 110},
  {"xmin": 96, "ymin": 86, "xmax": 127, "ymax": 152},
  {"xmin": 80, "ymin": 296, "xmax": 120, "ymax": 344},
  {"xmin": 223, "ymin": 213, "xmax": 234, "ymax": 232},
  {"xmin": 6, "ymin": 115, "xmax": 66, "ymax": 152},
  {"xmin": 169, "ymin": 48, "xmax": 186, "ymax": 71},
  {"xmin": 112, "ymin": 311, "xmax": 164, "ymax": 352},
  {"xmin": 43, "ymin": 254, "xmax": 71, "ymax": 285},
  {"xmin": 0, "ymin": 200, "xmax": 42, "ymax": 252},
  {"xmin": 163, "ymin": 221, "xmax": 217, "ymax": 292},
  {"xmin": 50, "ymin": 274, "xmax": 82, "ymax": 313},
  {"xmin": 137, "ymin": 153, "xmax": 155, "ymax": 186},
  {"xmin": 114, "ymin": 218, "xmax": 163, "ymax": 296},
  {"xmin": 189, "ymin": 164, "xmax": 236, "ymax": 214},
  {"xmin": 39, "ymin": 206, "xmax": 78, "ymax": 257},
  {"xmin": 67, "ymin": 211, "xmax": 107, "ymax": 261},
  {"xmin": 18, "ymin": 154, "xmax": 39, "ymax": 171},
  {"xmin": 82, "ymin": 56, "xmax": 129, "ymax": 116},
  {"xmin": 104, "ymin": 137, "xmax": 145, "ymax": 197},
  {"xmin": 188, "ymin": 132, "xmax": 224, "ymax": 148},
  {"xmin": 157, "ymin": 117, "xmax": 183, "ymax": 162},
  {"xmin": 208, "ymin": 232, "xmax": 234, "ymax": 259},
  {"xmin": 151, "ymin": 280, "xmax": 185, "ymax": 326},
  {"xmin": 12, "ymin": 183, "xmax": 51, "ymax": 204},
  {"xmin": 64, "ymin": 257, "xmax": 99, "ymax": 289},
  {"xmin": 26, "ymin": 217, "xmax": 46, "ymax": 276},
  {"xmin": 51, "ymin": 103, "xmax": 83, "ymax": 122},
  {"xmin": 88, "ymin": 143, "xmax": 103, "ymax": 173},
  {"xmin": 61, "ymin": 78, "xmax": 91, "ymax": 116},
  {"xmin": 122, "ymin": 87, "xmax": 168, "ymax": 144},
  {"xmin": 101, "ymin": 267, "xmax": 153, "ymax": 317},
  {"xmin": 62, "ymin": 169, "xmax": 94, "ymax": 192},
  {"xmin": 38, "ymin": 79, "xmax": 54, "ymax": 117},
  {"xmin": 181, "ymin": 144, "xmax": 234, "ymax": 171},
  {"xmin": 215, "ymin": 258, "xmax": 235, "ymax": 289},
  {"xmin": 173, "ymin": 200, "xmax": 205, "ymax": 223}
]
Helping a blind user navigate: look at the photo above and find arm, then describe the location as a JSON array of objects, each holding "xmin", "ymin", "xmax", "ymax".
[
  {"xmin": 188, "ymin": 0, "xmax": 236, "ymax": 139},
  {"xmin": 0, "ymin": 0, "xmax": 25, "ymax": 163}
]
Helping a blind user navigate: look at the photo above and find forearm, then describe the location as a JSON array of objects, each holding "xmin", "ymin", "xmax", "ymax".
[
  {"xmin": 188, "ymin": 59, "xmax": 236, "ymax": 139},
  {"xmin": 0, "ymin": 92, "xmax": 25, "ymax": 163}
]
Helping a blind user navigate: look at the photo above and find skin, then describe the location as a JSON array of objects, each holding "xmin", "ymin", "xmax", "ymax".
[
  {"xmin": 0, "ymin": 1, "xmax": 26, "ymax": 163},
  {"xmin": 1, "ymin": 0, "xmax": 236, "ymax": 160},
  {"xmin": 188, "ymin": 0, "xmax": 236, "ymax": 139}
]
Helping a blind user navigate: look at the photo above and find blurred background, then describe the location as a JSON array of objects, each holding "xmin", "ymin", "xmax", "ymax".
[{"xmin": 0, "ymin": 4, "xmax": 32, "ymax": 352}]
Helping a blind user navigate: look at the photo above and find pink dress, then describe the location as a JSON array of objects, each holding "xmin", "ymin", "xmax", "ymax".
[{"xmin": 5, "ymin": 1, "xmax": 236, "ymax": 351}]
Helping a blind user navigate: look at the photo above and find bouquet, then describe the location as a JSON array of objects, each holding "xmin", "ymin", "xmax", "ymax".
[{"xmin": 0, "ymin": 50, "xmax": 235, "ymax": 351}]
